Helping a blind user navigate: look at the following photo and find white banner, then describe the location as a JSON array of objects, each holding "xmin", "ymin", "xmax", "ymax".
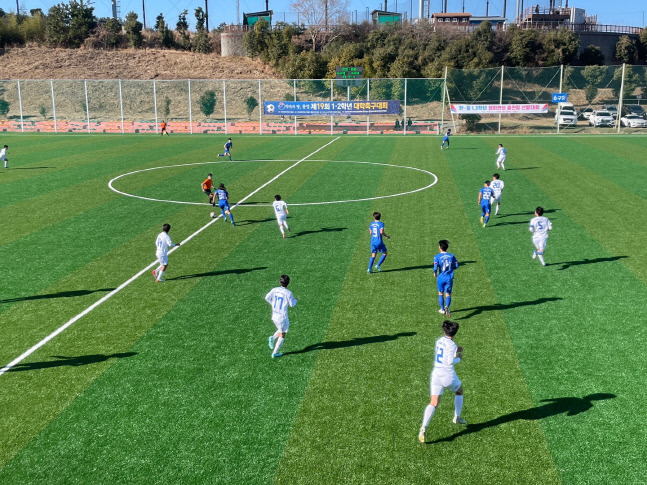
[{"xmin": 450, "ymin": 103, "xmax": 549, "ymax": 114}]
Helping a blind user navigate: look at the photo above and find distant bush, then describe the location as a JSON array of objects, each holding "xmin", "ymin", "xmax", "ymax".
[
  {"xmin": 245, "ymin": 96, "xmax": 259, "ymax": 117},
  {"xmin": 199, "ymin": 90, "xmax": 216, "ymax": 118},
  {"xmin": 460, "ymin": 113, "xmax": 481, "ymax": 132},
  {"xmin": 0, "ymin": 98, "xmax": 10, "ymax": 118}
]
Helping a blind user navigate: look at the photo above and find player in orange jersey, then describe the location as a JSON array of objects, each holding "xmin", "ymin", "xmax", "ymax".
[{"xmin": 202, "ymin": 173, "xmax": 215, "ymax": 205}]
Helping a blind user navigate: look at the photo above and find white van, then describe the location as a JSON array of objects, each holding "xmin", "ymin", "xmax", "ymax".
[{"xmin": 555, "ymin": 102, "xmax": 577, "ymax": 126}]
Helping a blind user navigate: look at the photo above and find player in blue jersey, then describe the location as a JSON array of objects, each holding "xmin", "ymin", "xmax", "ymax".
[
  {"xmin": 433, "ymin": 240, "xmax": 459, "ymax": 318},
  {"xmin": 214, "ymin": 183, "xmax": 235, "ymax": 225},
  {"xmin": 478, "ymin": 181, "xmax": 494, "ymax": 228},
  {"xmin": 368, "ymin": 212, "xmax": 390, "ymax": 273},
  {"xmin": 217, "ymin": 138, "xmax": 233, "ymax": 160},
  {"xmin": 441, "ymin": 129, "xmax": 451, "ymax": 150}
]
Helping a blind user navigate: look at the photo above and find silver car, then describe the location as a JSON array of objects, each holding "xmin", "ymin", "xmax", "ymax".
[
  {"xmin": 589, "ymin": 110, "xmax": 615, "ymax": 127},
  {"xmin": 620, "ymin": 114, "xmax": 647, "ymax": 128}
]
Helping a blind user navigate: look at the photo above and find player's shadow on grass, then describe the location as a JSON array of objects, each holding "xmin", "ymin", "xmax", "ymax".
[
  {"xmin": 12, "ymin": 167, "xmax": 55, "ymax": 170},
  {"xmin": 169, "ymin": 267, "xmax": 268, "ymax": 280},
  {"xmin": 5, "ymin": 352, "xmax": 137, "ymax": 372},
  {"xmin": 428, "ymin": 393, "xmax": 616, "ymax": 444},
  {"xmin": 292, "ymin": 227, "xmax": 347, "ymax": 237},
  {"xmin": 504, "ymin": 167, "xmax": 539, "ymax": 171},
  {"xmin": 455, "ymin": 297, "xmax": 562, "ymax": 319},
  {"xmin": 382, "ymin": 261, "xmax": 475, "ymax": 273},
  {"xmin": 548, "ymin": 255, "xmax": 628, "ymax": 270},
  {"xmin": 0, "ymin": 288, "xmax": 115, "ymax": 304},
  {"xmin": 498, "ymin": 209, "xmax": 560, "ymax": 218},
  {"xmin": 491, "ymin": 220, "xmax": 531, "ymax": 227},
  {"xmin": 235, "ymin": 217, "xmax": 276, "ymax": 226},
  {"xmin": 283, "ymin": 331, "xmax": 416, "ymax": 355}
]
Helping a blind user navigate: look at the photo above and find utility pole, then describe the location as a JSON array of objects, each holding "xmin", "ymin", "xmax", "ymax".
[
  {"xmin": 503, "ymin": 0, "xmax": 506, "ymax": 19},
  {"xmin": 16, "ymin": 0, "xmax": 19, "ymax": 14},
  {"xmin": 142, "ymin": 0, "xmax": 147, "ymax": 29},
  {"xmin": 325, "ymin": 0, "xmax": 328, "ymax": 31},
  {"xmin": 486, "ymin": 0, "xmax": 489, "ymax": 16},
  {"xmin": 205, "ymin": 0, "xmax": 209, "ymax": 31}
]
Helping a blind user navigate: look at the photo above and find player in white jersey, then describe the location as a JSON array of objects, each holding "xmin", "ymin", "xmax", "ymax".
[
  {"xmin": 273, "ymin": 194, "xmax": 291, "ymax": 238},
  {"xmin": 490, "ymin": 173, "xmax": 505, "ymax": 216},
  {"xmin": 0, "ymin": 145, "xmax": 8, "ymax": 168},
  {"xmin": 495, "ymin": 144, "xmax": 507, "ymax": 170},
  {"xmin": 152, "ymin": 223, "xmax": 180, "ymax": 282},
  {"xmin": 265, "ymin": 275, "xmax": 297, "ymax": 358},
  {"xmin": 529, "ymin": 206, "xmax": 552, "ymax": 267},
  {"xmin": 418, "ymin": 320, "xmax": 465, "ymax": 443}
]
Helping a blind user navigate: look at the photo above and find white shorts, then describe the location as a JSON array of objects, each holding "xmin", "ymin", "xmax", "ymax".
[
  {"xmin": 532, "ymin": 236, "xmax": 548, "ymax": 251},
  {"xmin": 0, "ymin": 155, "xmax": 6, "ymax": 161},
  {"xmin": 276, "ymin": 214, "xmax": 287, "ymax": 225},
  {"xmin": 156, "ymin": 252, "xmax": 168, "ymax": 265},
  {"xmin": 430, "ymin": 371, "xmax": 462, "ymax": 396},
  {"xmin": 491, "ymin": 192, "xmax": 502, "ymax": 203},
  {"xmin": 272, "ymin": 314, "xmax": 289, "ymax": 333},
  {"xmin": 497, "ymin": 156, "xmax": 506, "ymax": 164}
]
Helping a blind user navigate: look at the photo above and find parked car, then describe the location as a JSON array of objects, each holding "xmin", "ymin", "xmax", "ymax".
[
  {"xmin": 579, "ymin": 107, "xmax": 594, "ymax": 120},
  {"xmin": 625, "ymin": 105, "xmax": 646, "ymax": 118},
  {"xmin": 620, "ymin": 114, "xmax": 647, "ymax": 128},
  {"xmin": 555, "ymin": 107, "xmax": 578, "ymax": 126},
  {"xmin": 589, "ymin": 110, "xmax": 615, "ymax": 127},
  {"xmin": 602, "ymin": 104, "xmax": 618, "ymax": 119}
]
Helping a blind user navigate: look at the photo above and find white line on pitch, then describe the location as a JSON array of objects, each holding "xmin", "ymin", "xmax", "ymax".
[{"xmin": 0, "ymin": 137, "xmax": 340, "ymax": 378}]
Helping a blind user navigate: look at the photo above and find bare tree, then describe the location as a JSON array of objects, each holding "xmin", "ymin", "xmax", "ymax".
[{"xmin": 291, "ymin": 0, "xmax": 350, "ymax": 51}]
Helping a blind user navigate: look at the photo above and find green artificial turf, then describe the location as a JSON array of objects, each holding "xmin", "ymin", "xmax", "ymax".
[{"xmin": 0, "ymin": 134, "xmax": 645, "ymax": 484}]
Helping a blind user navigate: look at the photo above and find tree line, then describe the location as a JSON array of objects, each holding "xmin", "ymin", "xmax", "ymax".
[{"xmin": 0, "ymin": 2, "xmax": 218, "ymax": 53}]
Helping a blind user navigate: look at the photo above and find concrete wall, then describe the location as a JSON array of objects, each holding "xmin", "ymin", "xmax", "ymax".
[{"xmin": 221, "ymin": 32, "xmax": 246, "ymax": 57}]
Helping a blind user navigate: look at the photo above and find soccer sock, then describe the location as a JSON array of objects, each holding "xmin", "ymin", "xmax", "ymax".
[
  {"xmin": 438, "ymin": 294, "xmax": 444, "ymax": 309},
  {"xmin": 228, "ymin": 212, "xmax": 235, "ymax": 223},
  {"xmin": 501, "ymin": 162, "xmax": 505, "ymax": 170},
  {"xmin": 280, "ymin": 226, "xmax": 285, "ymax": 236},
  {"xmin": 273, "ymin": 337, "xmax": 284, "ymax": 354},
  {"xmin": 422, "ymin": 404, "xmax": 436, "ymax": 429},
  {"xmin": 485, "ymin": 215, "xmax": 490, "ymax": 224},
  {"xmin": 377, "ymin": 254, "xmax": 387, "ymax": 267},
  {"xmin": 538, "ymin": 253, "xmax": 546, "ymax": 265},
  {"xmin": 454, "ymin": 395, "xmax": 464, "ymax": 417},
  {"xmin": 157, "ymin": 270, "xmax": 165, "ymax": 280},
  {"xmin": 445, "ymin": 295, "xmax": 451, "ymax": 309},
  {"xmin": 221, "ymin": 209, "xmax": 226, "ymax": 218},
  {"xmin": 273, "ymin": 330, "xmax": 281, "ymax": 339},
  {"xmin": 228, "ymin": 155, "xmax": 232, "ymax": 161},
  {"xmin": 368, "ymin": 256, "xmax": 375, "ymax": 271},
  {"xmin": 495, "ymin": 204, "xmax": 500, "ymax": 215}
]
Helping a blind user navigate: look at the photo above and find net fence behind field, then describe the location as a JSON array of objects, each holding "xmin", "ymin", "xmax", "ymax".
[{"xmin": 0, "ymin": 65, "xmax": 645, "ymax": 135}]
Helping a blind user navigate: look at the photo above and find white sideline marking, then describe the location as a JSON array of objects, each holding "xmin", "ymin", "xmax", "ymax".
[
  {"xmin": 109, "ymin": 160, "xmax": 438, "ymax": 207},
  {"xmin": 0, "ymin": 137, "xmax": 340, "ymax": 377}
]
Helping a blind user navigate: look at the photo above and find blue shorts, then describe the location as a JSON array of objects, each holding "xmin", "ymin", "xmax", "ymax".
[
  {"xmin": 218, "ymin": 201, "xmax": 230, "ymax": 211},
  {"xmin": 481, "ymin": 203, "xmax": 491, "ymax": 215},
  {"xmin": 437, "ymin": 275, "xmax": 454, "ymax": 294},
  {"xmin": 371, "ymin": 242, "xmax": 387, "ymax": 254}
]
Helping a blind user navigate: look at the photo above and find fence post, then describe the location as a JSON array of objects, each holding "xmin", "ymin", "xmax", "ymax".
[
  {"xmin": 557, "ymin": 64, "xmax": 563, "ymax": 134},
  {"xmin": 51, "ymin": 80, "xmax": 58, "ymax": 134},
  {"xmin": 17, "ymin": 80, "xmax": 24, "ymax": 133},
  {"xmin": 119, "ymin": 79, "xmax": 125, "ymax": 134},
  {"xmin": 617, "ymin": 63, "xmax": 626, "ymax": 134},
  {"xmin": 330, "ymin": 79, "xmax": 334, "ymax": 136},
  {"xmin": 153, "ymin": 80, "xmax": 158, "ymax": 134},
  {"xmin": 404, "ymin": 78, "xmax": 408, "ymax": 135},
  {"xmin": 259, "ymin": 80, "xmax": 263, "ymax": 135},
  {"xmin": 223, "ymin": 80, "xmax": 227, "ymax": 135},
  {"xmin": 441, "ymin": 67, "xmax": 447, "ymax": 134},
  {"xmin": 366, "ymin": 78, "xmax": 370, "ymax": 136},
  {"xmin": 84, "ymin": 80, "xmax": 91, "ymax": 133},
  {"xmin": 294, "ymin": 79, "xmax": 297, "ymax": 135},
  {"xmin": 188, "ymin": 80, "xmax": 193, "ymax": 134},
  {"xmin": 498, "ymin": 66, "xmax": 504, "ymax": 135}
]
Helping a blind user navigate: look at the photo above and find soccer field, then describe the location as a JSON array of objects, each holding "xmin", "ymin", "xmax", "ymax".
[{"xmin": 0, "ymin": 133, "xmax": 646, "ymax": 484}]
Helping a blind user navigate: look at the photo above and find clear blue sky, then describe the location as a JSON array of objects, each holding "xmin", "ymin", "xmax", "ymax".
[{"xmin": 12, "ymin": 0, "xmax": 647, "ymax": 29}]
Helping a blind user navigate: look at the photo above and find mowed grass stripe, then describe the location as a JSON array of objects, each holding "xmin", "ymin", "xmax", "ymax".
[
  {"xmin": 450, "ymin": 136, "xmax": 647, "ymax": 483},
  {"xmin": 275, "ymin": 137, "xmax": 559, "ymax": 484},
  {"xmin": 0, "ymin": 139, "xmax": 378, "ymax": 483}
]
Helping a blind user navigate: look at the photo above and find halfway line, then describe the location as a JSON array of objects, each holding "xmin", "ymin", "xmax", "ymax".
[{"xmin": 0, "ymin": 137, "xmax": 340, "ymax": 377}]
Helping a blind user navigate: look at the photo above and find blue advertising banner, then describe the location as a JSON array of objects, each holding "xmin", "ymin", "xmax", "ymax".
[
  {"xmin": 552, "ymin": 93, "xmax": 568, "ymax": 103},
  {"xmin": 264, "ymin": 100, "xmax": 400, "ymax": 116}
]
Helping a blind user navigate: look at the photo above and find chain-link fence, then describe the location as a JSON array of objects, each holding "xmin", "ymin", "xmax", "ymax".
[{"xmin": 0, "ymin": 67, "xmax": 645, "ymax": 135}]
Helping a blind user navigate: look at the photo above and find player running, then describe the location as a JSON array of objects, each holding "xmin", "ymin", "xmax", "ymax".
[
  {"xmin": 160, "ymin": 121, "xmax": 169, "ymax": 136},
  {"xmin": 153, "ymin": 223, "xmax": 180, "ymax": 282},
  {"xmin": 214, "ymin": 183, "xmax": 235, "ymax": 225},
  {"xmin": 433, "ymin": 240, "xmax": 459, "ymax": 318},
  {"xmin": 1, "ymin": 145, "xmax": 8, "ymax": 168},
  {"xmin": 265, "ymin": 275, "xmax": 298, "ymax": 358},
  {"xmin": 495, "ymin": 143, "xmax": 506, "ymax": 170},
  {"xmin": 529, "ymin": 206, "xmax": 552, "ymax": 266},
  {"xmin": 478, "ymin": 181, "xmax": 494, "ymax": 228},
  {"xmin": 217, "ymin": 138, "xmax": 233, "ymax": 161},
  {"xmin": 368, "ymin": 212, "xmax": 390, "ymax": 273},
  {"xmin": 418, "ymin": 320, "xmax": 466, "ymax": 443},
  {"xmin": 273, "ymin": 194, "xmax": 291, "ymax": 238},
  {"xmin": 202, "ymin": 173, "xmax": 214, "ymax": 205},
  {"xmin": 490, "ymin": 173, "xmax": 505, "ymax": 216},
  {"xmin": 441, "ymin": 129, "xmax": 451, "ymax": 150}
]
